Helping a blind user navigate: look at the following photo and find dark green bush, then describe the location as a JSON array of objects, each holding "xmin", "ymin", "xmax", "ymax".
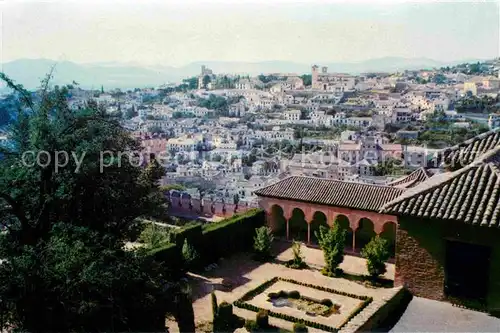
[
  {"xmin": 288, "ymin": 290, "xmax": 300, "ymax": 299},
  {"xmin": 267, "ymin": 292, "xmax": 279, "ymax": 299},
  {"xmin": 245, "ymin": 319, "xmax": 259, "ymax": 332},
  {"xmin": 320, "ymin": 299, "xmax": 333, "ymax": 307},
  {"xmin": 293, "ymin": 322, "xmax": 308, "ymax": 333},
  {"xmin": 277, "ymin": 290, "xmax": 288, "ymax": 298},
  {"xmin": 218, "ymin": 301, "xmax": 233, "ymax": 319},
  {"xmin": 256, "ymin": 309, "xmax": 269, "ymax": 328}
]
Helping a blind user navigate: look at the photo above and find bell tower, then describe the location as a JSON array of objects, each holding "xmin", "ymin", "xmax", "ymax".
[{"xmin": 312, "ymin": 65, "xmax": 319, "ymax": 89}]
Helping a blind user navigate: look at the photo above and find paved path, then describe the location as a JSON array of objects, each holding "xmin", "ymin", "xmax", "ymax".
[{"xmin": 391, "ymin": 297, "xmax": 500, "ymax": 332}]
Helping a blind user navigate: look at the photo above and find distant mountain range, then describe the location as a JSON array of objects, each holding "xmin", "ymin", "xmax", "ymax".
[{"xmin": 0, "ymin": 57, "xmax": 486, "ymax": 90}]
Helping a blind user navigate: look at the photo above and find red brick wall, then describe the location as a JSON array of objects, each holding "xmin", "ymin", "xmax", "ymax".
[{"xmin": 395, "ymin": 218, "xmax": 445, "ymax": 301}]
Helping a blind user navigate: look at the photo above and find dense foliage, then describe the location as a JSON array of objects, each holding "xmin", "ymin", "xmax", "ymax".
[{"xmin": 0, "ymin": 72, "xmax": 192, "ymax": 331}]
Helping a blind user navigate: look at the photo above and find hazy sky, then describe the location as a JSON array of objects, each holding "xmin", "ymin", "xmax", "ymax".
[{"xmin": 1, "ymin": 0, "xmax": 499, "ymax": 67}]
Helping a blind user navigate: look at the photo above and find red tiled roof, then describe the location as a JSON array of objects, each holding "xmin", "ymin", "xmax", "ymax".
[
  {"xmin": 387, "ymin": 168, "xmax": 432, "ymax": 189},
  {"xmin": 254, "ymin": 176, "xmax": 404, "ymax": 212},
  {"xmin": 382, "ymin": 146, "xmax": 500, "ymax": 227},
  {"xmin": 436, "ymin": 128, "xmax": 500, "ymax": 170}
]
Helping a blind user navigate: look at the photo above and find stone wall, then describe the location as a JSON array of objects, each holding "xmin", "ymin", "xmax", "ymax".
[
  {"xmin": 339, "ymin": 287, "xmax": 407, "ymax": 333},
  {"xmin": 394, "ymin": 217, "xmax": 445, "ymax": 300},
  {"xmin": 395, "ymin": 217, "xmax": 500, "ymax": 310}
]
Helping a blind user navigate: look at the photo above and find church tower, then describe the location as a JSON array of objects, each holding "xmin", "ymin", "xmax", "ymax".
[{"xmin": 312, "ymin": 65, "xmax": 319, "ymax": 89}]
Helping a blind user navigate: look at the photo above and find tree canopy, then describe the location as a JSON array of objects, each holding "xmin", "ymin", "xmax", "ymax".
[{"xmin": 0, "ymin": 72, "xmax": 191, "ymax": 331}]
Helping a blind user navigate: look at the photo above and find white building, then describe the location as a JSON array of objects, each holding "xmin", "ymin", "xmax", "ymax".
[{"xmin": 283, "ymin": 109, "xmax": 301, "ymax": 121}]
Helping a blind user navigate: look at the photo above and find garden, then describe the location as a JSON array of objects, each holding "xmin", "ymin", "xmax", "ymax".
[{"xmin": 233, "ymin": 277, "xmax": 372, "ymax": 332}]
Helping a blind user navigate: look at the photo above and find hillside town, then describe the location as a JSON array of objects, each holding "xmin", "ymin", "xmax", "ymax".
[{"xmin": 50, "ymin": 59, "xmax": 500, "ymax": 219}]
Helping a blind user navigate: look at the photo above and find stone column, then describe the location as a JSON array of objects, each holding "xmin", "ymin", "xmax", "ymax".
[
  {"xmin": 307, "ymin": 222, "xmax": 311, "ymax": 245},
  {"xmin": 284, "ymin": 208, "xmax": 293, "ymax": 241},
  {"xmin": 286, "ymin": 219, "xmax": 290, "ymax": 240}
]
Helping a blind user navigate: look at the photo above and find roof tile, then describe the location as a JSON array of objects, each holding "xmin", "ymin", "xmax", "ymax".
[{"xmin": 254, "ymin": 176, "xmax": 404, "ymax": 212}]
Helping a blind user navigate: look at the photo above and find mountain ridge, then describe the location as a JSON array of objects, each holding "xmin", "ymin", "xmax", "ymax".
[{"xmin": 0, "ymin": 57, "xmax": 488, "ymax": 90}]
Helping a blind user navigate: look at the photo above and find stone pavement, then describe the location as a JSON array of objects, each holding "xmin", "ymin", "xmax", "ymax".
[
  {"xmin": 390, "ymin": 297, "xmax": 500, "ymax": 332},
  {"xmin": 167, "ymin": 242, "xmax": 397, "ymax": 332},
  {"xmin": 276, "ymin": 242, "xmax": 395, "ymax": 280}
]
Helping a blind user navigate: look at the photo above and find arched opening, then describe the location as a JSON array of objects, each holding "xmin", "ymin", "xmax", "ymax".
[
  {"xmin": 334, "ymin": 215, "xmax": 353, "ymax": 250},
  {"xmin": 355, "ymin": 218, "xmax": 376, "ymax": 251},
  {"xmin": 310, "ymin": 211, "xmax": 328, "ymax": 244},
  {"xmin": 289, "ymin": 208, "xmax": 307, "ymax": 242},
  {"xmin": 270, "ymin": 205, "xmax": 286, "ymax": 237},
  {"xmin": 380, "ymin": 222, "xmax": 397, "ymax": 258}
]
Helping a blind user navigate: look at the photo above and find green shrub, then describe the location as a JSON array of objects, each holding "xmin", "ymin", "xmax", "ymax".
[
  {"xmin": 234, "ymin": 315, "xmax": 246, "ymax": 329},
  {"xmin": 285, "ymin": 241, "xmax": 308, "ymax": 269},
  {"xmin": 218, "ymin": 301, "xmax": 233, "ymax": 319},
  {"xmin": 293, "ymin": 322, "xmax": 308, "ymax": 333},
  {"xmin": 267, "ymin": 292, "xmax": 279, "ymax": 299},
  {"xmin": 256, "ymin": 309, "xmax": 269, "ymax": 329},
  {"xmin": 361, "ymin": 236, "xmax": 390, "ymax": 278},
  {"xmin": 215, "ymin": 301, "xmax": 234, "ymax": 332},
  {"xmin": 278, "ymin": 290, "xmax": 288, "ymax": 298},
  {"xmin": 244, "ymin": 319, "xmax": 259, "ymax": 332},
  {"xmin": 253, "ymin": 226, "xmax": 274, "ymax": 261},
  {"xmin": 288, "ymin": 290, "xmax": 300, "ymax": 299},
  {"xmin": 320, "ymin": 299, "xmax": 333, "ymax": 307}
]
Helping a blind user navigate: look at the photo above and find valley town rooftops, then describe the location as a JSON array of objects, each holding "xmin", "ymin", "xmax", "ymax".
[{"xmin": 254, "ymin": 176, "xmax": 404, "ymax": 212}]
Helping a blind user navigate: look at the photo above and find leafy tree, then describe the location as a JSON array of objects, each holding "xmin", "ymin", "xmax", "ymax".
[
  {"xmin": 361, "ymin": 236, "xmax": 390, "ymax": 279},
  {"xmin": 182, "ymin": 76, "xmax": 198, "ymax": 90},
  {"xmin": 253, "ymin": 226, "xmax": 274, "ymax": 261},
  {"xmin": 202, "ymin": 75, "xmax": 212, "ymax": 89},
  {"xmin": 124, "ymin": 107, "xmax": 138, "ymax": 119},
  {"xmin": 0, "ymin": 72, "xmax": 193, "ymax": 331},
  {"xmin": 300, "ymin": 74, "xmax": 312, "ymax": 86},
  {"xmin": 315, "ymin": 224, "xmax": 346, "ymax": 276},
  {"xmin": 433, "ymin": 73, "xmax": 447, "ymax": 85}
]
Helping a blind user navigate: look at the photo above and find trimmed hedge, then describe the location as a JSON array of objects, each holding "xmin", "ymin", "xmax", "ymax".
[
  {"xmin": 148, "ymin": 209, "xmax": 264, "ymax": 267},
  {"xmin": 233, "ymin": 276, "xmax": 374, "ymax": 332},
  {"xmin": 279, "ymin": 277, "xmax": 371, "ymax": 301},
  {"xmin": 201, "ymin": 209, "xmax": 264, "ymax": 264},
  {"xmin": 147, "ymin": 242, "xmax": 184, "ymax": 273}
]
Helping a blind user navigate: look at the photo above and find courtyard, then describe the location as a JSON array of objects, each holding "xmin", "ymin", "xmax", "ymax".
[{"xmin": 167, "ymin": 241, "xmax": 398, "ymax": 333}]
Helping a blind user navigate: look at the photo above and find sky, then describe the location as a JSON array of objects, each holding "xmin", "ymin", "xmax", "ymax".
[{"xmin": 1, "ymin": 0, "xmax": 499, "ymax": 67}]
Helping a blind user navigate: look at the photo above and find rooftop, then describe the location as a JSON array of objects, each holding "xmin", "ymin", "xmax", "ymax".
[
  {"xmin": 436, "ymin": 127, "xmax": 500, "ymax": 169},
  {"xmin": 254, "ymin": 176, "xmax": 404, "ymax": 212},
  {"xmin": 382, "ymin": 146, "xmax": 500, "ymax": 227},
  {"xmin": 387, "ymin": 167, "xmax": 433, "ymax": 189}
]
